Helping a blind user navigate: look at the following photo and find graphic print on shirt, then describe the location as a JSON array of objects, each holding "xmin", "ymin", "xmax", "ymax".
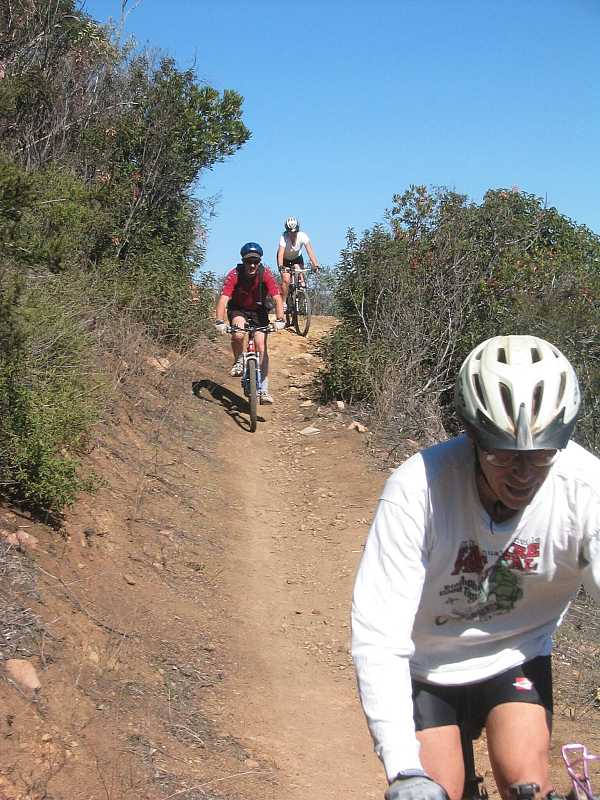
[{"xmin": 435, "ymin": 537, "xmax": 540, "ymax": 625}]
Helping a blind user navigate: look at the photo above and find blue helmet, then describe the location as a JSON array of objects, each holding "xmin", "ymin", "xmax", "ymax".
[{"xmin": 240, "ymin": 242, "xmax": 263, "ymax": 260}]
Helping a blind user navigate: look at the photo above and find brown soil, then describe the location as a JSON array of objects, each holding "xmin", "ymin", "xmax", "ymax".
[{"xmin": 0, "ymin": 317, "xmax": 598, "ymax": 800}]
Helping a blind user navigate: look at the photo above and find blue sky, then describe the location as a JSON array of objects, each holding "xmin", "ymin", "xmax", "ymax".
[{"xmin": 82, "ymin": 0, "xmax": 600, "ymax": 276}]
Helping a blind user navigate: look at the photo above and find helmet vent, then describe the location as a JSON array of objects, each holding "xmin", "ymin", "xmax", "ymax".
[
  {"xmin": 532, "ymin": 382, "xmax": 544, "ymax": 422},
  {"xmin": 499, "ymin": 383, "xmax": 515, "ymax": 424},
  {"xmin": 497, "ymin": 348, "xmax": 507, "ymax": 364},
  {"xmin": 473, "ymin": 374, "xmax": 487, "ymax": 408},
  {"xmin": 530, "ymin": 347, "xmax": 542, "ymax": 363},
  {"xmin": 558, "ymin": 371, "xmax": 567, "ymax": 407}
]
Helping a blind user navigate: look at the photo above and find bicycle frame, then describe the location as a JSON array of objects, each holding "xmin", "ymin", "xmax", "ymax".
[
  {"xmin": 562, "ymin": 743, "xmax": 600, "ymax": 800},
  {"xmin": 227, "ymin": 321, "xmax": 272, "ymax": 397},
  {"xmin": 461, "ymin": 728, "xmax": 488, "ymax": 800},
  {"xmin": 282, "ymin": 266, "xmax": 312, "ymax": 336}
]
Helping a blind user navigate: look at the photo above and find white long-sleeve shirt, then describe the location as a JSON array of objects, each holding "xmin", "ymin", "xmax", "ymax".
[{"xmin": 351, "ymin": 434, "xmax": 600, "ymax": 781}]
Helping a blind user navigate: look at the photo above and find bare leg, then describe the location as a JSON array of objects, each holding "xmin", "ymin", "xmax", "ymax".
[
  {"xmin": 417, "ymin": 726, "xmax": 465, "ymax": 800},
  {"xmin": 231, "ymin": 314, "xmax": 246, "ymax": 361},
  {"xmin": 255, "ymin": 332, "xmax": 268, "ymax": 390},
  {"xmin": 486, "ymin": 703, "xmax": 552, "ymax": 800},
  {"xmin": 281, "ymin": 271, "xmax": 290, "ymax": 304}
]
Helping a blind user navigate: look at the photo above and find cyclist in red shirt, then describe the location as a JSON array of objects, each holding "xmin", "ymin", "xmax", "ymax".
[{"xmin": 215, "ymin": 242, "xmax": 285, "ymax": 405}]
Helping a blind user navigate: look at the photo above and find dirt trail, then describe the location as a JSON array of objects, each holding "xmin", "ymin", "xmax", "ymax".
[{"xmin": 194, "ymin": 318, "xmax": 386, "ymax": 800}]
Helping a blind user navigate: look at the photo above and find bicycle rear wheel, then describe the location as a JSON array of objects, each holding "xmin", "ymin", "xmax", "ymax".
[
  {"xmin": 247, "ymin": 359, "xmax": 258, "ymax": 432},
  {"xmin": 293, "ymin": 288, "xmax": 311, "ymax": 336}
]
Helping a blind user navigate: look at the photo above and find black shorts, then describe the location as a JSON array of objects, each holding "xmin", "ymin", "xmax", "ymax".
[
  {"xmin": 412, "ymin": 656, "xmax": 553, "ymax": 737},
  {"xmin": 227, "ymin": 307, "xmax": 269, "ymax": 326},
  {"xmin": 282, "ymin": 255, "xmax": 304, "ymax": 270}
]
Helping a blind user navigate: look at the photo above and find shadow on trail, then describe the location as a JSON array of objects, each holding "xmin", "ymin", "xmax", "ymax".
[{"xmin": 192, "ymin": 379, "xmax": 266, "ymax": 432}]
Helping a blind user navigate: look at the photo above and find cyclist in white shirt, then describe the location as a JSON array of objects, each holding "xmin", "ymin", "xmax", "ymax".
[
  {"xmin": 352, "ymin": 335, "xmax": 600, "ymax": 800},
  {"xmin": 276, "ymin": 216, "xmax": 320, "ymax": 308}
]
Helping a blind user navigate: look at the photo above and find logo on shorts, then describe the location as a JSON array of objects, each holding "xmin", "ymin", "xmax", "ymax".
[{"xmin": 513, "ymin": 677, "xmax": 533, "ymax": 692}]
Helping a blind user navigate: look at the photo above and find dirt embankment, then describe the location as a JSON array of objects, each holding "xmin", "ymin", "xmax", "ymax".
[{"xmin": 1, "ymin": 317, "xmax": 597, "ymax": 800}]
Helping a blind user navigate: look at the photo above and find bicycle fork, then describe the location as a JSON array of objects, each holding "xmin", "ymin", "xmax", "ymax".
[{"xmin": 242, "ymin": 341, "xmax": 261, "ymax": 397}]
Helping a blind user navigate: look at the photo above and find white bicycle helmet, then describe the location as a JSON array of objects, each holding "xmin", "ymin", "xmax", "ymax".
[
  {"xmin": 455, "ymin": 335, "xmax": 580, "ymax": 450},
  {"xmin": 284, "ymin": 216, "xmax": 299, "ymax": 232}
]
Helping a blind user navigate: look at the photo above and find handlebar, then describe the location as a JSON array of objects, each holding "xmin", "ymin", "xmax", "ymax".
[
  {"xmin": 227, "ymin": 322, "xmax": 274, "ymax": 334},
  {"xmin": 280, "ymin": 266, "xmax": 311, "ymax": 274}
]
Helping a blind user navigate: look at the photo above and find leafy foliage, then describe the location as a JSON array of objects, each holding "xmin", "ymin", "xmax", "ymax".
[
  {"xmin": 0, "ymin": 0, "xmax": 251, "ymax": 511},
  {"xmin": 321, "ymin": 186, "xmax": 600, "ymax": 453}
]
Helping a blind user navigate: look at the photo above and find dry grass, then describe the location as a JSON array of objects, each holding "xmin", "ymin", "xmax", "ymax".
[
  {"xmin": 0, "ymin": 539, "xmax": 44, "ymax": 661},
  {"xmin": 554, "ymin": 590, "xmax": 600, "ymax": 718}
]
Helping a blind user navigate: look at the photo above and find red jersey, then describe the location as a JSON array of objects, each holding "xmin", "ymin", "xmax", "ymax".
[{"xmin": 221, "ymin": 265, "xmax": 280, "ymax": 311}]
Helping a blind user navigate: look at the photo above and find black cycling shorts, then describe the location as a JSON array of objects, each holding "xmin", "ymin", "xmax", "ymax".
[
  {"xmin": 412, "ymin": 656, "xmax": 553, "ymax": 737},
  {"xmin": 282, "ymin": 255, "xmax": 304, "ymax": 270},
  {"xmin": 227, "ymin": 307, "xmax": 269, "ymax": 326}
]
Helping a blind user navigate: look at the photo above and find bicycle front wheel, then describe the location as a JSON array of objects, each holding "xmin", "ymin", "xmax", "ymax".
[
  {"xmin": 285, "ymin": 287, "xmax": 295, "ymax": 330},
  {"xmin": 247, "ymin": 358, "xmax": 258, "ymax": 432},
  {"xmin": 294, "ymin": 288, "xmax": 311, "ymax": 336}
]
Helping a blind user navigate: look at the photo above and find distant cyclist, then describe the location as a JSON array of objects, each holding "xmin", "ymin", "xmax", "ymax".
[
  {"xmin": 352, "ymin": 335, "xmax": 600, "ymax": 800},
  {"xmin": 276, "ymin": 217, "xmax": 320, "ymax": 309},
  {"xmin": 214, "ymin": 242, "xmax": 285, "ymax": 405}
]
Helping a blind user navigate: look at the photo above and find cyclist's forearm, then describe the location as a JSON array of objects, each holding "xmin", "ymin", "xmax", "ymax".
[
  {"xmin": 215, "ymin": 294, "xmax": 229, "ymax": 320},
  {"xmin": 276, "ymin": 245, "xmax": 285, "ymax": 268},
  {"xmin": 306, "ymin": 244, "xmax": 319, "ymax": 266},
  {"xmin": 273, "ymin": 293, "xmax": 284, "ymax": 319}
]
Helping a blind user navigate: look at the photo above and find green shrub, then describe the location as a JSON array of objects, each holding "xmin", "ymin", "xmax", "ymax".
[
  {"xmin": 0, "ymin": 271, "xmax": 101, "ymax": 511},
  {"xmin": 321, "ymin": 186, "xmax": 600, "ymax": 454}
]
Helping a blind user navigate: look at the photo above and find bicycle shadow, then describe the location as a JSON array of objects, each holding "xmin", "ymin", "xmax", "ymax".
[{"xmin": 191, "ymin": 379, "xmax": 266, "ymax": 431}]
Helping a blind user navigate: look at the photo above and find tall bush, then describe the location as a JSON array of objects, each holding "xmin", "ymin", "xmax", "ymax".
[
  {"xmin": 0, "ymin": 0, "xmax": 251, "ymax": 511},
  {"xmin": 320, "ymin": 186, "xmax": 600, "ymax": 454}
]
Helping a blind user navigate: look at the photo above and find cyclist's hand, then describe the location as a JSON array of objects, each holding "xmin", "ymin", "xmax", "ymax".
[
  {"xmin": 312, "ymin": 263, "xmax": 320, "ymax": 273},
  {"xmin": 385, "ymin": 775, "xmax": 448, "ymax": 800},
  {"xmin": 215, "ymin": 320, "xmax": 228, "ymax": 335},
  {"xmin": 273, "ymin": 319, "xmax": 286, "ymax": 332}
]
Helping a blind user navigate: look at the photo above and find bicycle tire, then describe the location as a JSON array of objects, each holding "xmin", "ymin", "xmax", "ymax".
[
  {"xmin": 285, "ymin": 285, "xmax": 295, "ymax": 329},
  {"xmin": 247, "ymin": 358, "xmax": 258, "ymax": 432},
  {"xmin": 293, "ymin": 288, "xmax": 311, "ymax": 336}
]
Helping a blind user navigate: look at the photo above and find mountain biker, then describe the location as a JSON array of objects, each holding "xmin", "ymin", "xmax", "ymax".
[
  {"xmin": 276, "ymin": 217, "xmax": 320, "ymax": 309},
  {"xmin": 352, "ymin": 335, "xmax": 600, "ymax": 800},
  {"xmin": 215, "ymin": 242, "xmax": 285, "ymax": 405}
]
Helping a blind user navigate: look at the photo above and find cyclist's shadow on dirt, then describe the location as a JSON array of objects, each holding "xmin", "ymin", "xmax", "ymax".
[{"xmin": 192, "ymin": 379, "xmax": 266, "ymax": 432}]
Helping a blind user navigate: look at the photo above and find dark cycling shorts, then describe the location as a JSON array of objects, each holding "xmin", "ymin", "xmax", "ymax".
[
  {"xmin": 227, "ymin": 306, "xmax": 269, "ymax": 327},
  {"xmin": 282, "ymin": 255, "xmax": 304, "ymax": 270},
  {"xmin": 412, "ymin": 656, "xmax": 552, "ymax": 737}
]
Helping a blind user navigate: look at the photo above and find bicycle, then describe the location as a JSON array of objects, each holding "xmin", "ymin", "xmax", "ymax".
[
  {"xmin": 283, "ymin": 265, "xmax": 312, "ymax": 336},
  {"xmin": 461, "ymin": 727, "xmax": 600, "ymax": 800},
  {"xmin": 227, "ymin": 321, "xmax": 273, "ymax": 432}
]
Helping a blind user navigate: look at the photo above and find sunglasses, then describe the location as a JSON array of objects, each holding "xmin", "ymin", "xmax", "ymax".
[
  {"xmin": 243, "ymin": 258, "xmax": 261, "ymax": 265},
  {"xmin": 480, "ymin": 448, "xmax": 559, "ymax": 468}
]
